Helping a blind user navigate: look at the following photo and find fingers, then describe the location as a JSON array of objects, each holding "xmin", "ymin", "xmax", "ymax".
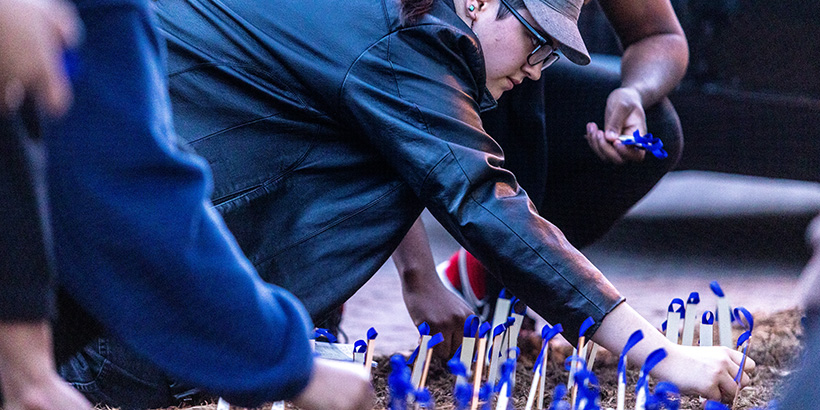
[
  {"xmin": 50, "ymin": 1, "xmax": 82, "ymax": 48},
  {"xmin": 585, "ymin": 123, "xmax": 625, "ymax": 164},
  {"xmin": 36, "ymin": 45, "xmax": 73, "ymax": 117}
]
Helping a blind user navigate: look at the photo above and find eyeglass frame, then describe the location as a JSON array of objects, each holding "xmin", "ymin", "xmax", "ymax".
[{"xmin": 497, "ymin": 0, "xmax": 560, "ymax": 70}]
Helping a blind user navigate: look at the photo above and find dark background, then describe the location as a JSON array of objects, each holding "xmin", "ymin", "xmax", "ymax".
[{"xmin": 579, "ymin": 0, "xmax": 820, "ymax": 182}]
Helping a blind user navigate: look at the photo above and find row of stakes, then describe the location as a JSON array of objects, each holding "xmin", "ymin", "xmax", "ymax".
[{"xmin": 216, "ymin": 281, "xmax": 762, "ymax": 410}]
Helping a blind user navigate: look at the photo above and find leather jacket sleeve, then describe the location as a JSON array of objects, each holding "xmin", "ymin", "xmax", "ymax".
[{"xmin": 340, "ymin": 26, "xmax": 624, "ymax": 339}]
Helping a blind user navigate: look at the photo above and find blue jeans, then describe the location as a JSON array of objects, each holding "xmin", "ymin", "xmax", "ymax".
[{"xmin": 58, "ymin": 337, "xmax": 187, "ymax": 409}]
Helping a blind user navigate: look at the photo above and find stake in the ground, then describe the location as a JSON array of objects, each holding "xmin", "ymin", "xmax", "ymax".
[
  {"xmin": 457, "ymin": 315, "xmax": 481, "ymax": 387},
  {"xmin": 635, "ymin": 348, "xmax": 667, "ymax": 410},
  {"xmin": 495, "ymin": 348, "xmax": 520, "ymax": 410},
  {"xmin": 711, "ymin": 281, "xmax": 733, "ymax": 348},
  {"xmin": 353, "ymin": 339, "xmax": 367, "ymax": 364},
  {"xmin": 471, "ymin": 322, "xmax": 492, "ymax": 410},
  {"xmin": 731, "ymin": 307, "xmax": 754, "ymax": 410},
  {"xmin": 364, "ymin": 327, "xmax": 379, "ymax": 377},
  {"xmin": 419, "ymin": 333, "xmax": 444, "ymax": 389},
  {"xmin": 449, "ymin": 358, "xmax": 473, "ymax": 410},
  {"xmin": 488, "ymin": 289, "xmax": 513, "ymax": 366},
  {"xmin": 408, "ymin": 322, "xmax": 431, "ymax": 388},
  {"xmin": 700, "ymin": 311, "xmax": 714, "ymax": 347},
  {"xmin": 569, "ymin": 317, "xmax": 595, "ymax": 410},
  {"xmin": 664, "ymin": 298, "xmax": 685, "ymax": 344},
  {"xmin": 489, "ymin": 317, "xmax": 516, "ymax": 385},
  {"xmin": 616, "ymin": 330, "xmax": 644, "ymax": 410},
  {"xmin": 523, "ymin": 323, "xmax": 562, "ymax": 410},
  {"xmin": 681, "ymin": 292, "xmax": 700, "ymax": 346}
]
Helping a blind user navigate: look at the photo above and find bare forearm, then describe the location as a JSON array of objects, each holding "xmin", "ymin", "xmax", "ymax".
[
  {"xmin": 0, "ymin": 321, "xmax": 57, "ymax": 394},
  {"xmin": 620, "ymin": 33, "xmax": 689, "ymax": 108},
  {"xmin": 392, "ymin": 216, "xmax": 438, "ymax": 292}
]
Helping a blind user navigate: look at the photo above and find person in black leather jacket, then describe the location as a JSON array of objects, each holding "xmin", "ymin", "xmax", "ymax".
[{"xmin": 61, "ymin": 0, "xmax": 752, "ymax": 404}]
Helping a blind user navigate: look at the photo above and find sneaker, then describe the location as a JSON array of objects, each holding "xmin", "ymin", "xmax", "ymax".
[{"xmin": 436, "ymin": 249, "xmax": 491, "ymax": 320}]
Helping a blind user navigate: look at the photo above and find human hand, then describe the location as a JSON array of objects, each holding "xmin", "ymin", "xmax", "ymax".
[
  {"xmin": 403, "ymin": 276, "xmax": 474, "ymax": 359},
  {"xmin": 0, "ymin": 0, "xmax": 81, "ymax": 116},
  {"xmin": 292, "ymin": 358, "xmax": 375, "ymax": 410},
  {"xmin": 585, "ymin": 87, "xmax": 647, "ymax": 164},
  {"xmin": 1, "ymin": 374, "xmax": 93, "ymax": 410},
  {"xmin": 650, "ymin": 344, "xmax": 755, "ymax": 403}
]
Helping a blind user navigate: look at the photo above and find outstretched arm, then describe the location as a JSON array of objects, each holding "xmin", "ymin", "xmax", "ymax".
[
  {"xmin": 585, "ymin": 0, "xmax": 688, "ymax": 164},
  {"xmin": 0, "ymin": 321, "xmax": 93, "ymax": 410},
  {"xmin": 593, "ymin": 302, "xmax": 754, "ymax": 402},
  {"xmin": 392, "ymin": 216, "xmax": 475, "ymax": 358}
]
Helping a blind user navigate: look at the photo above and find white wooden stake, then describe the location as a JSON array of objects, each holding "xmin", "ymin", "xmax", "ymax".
[
  {"xmin": 411, "ymin": 335, "xmax": 431, "ymax": 388},
  {"xmin": 700, "ymin": 311, "xmax": 714, "ymax": 347},
  {"xmin": 616, "ymin": 356, "xmax": 627, "ymax": 410},
  {"xmin": 216, "ymin": 397, "xmax": 230, "ymax": 410},
  {"xmin": 717, "ymin": 295, "xmax": 732, "ymax": 348},
  {"xmin": 270, "ymin": 401, "xmax": 285, "ymax": 410},
  {"xmin": 681, "ymin": 292, "xmax": 700, "ymax": 346}
]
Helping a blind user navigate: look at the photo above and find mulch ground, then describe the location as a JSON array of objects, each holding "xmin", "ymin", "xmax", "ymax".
[{"xmin": 127, "ymin": 309, "xmax": 803, "ymax": 410}]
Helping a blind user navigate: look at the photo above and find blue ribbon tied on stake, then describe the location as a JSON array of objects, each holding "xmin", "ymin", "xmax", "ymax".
[
  {"xmin": 733, "ymin": 307, "xmax": 755, "ymax": 383},
  {"xmin": 618, "ymin": 130, "xmax": 668, "ymax": 159},
  {"xmin": 619, "ymin": 330, "xmax": 644, "ymax": 383},
  {"xmin": 464, "ymin": 314, "xmax": 480, "ymax": 338},
  {"xmin": 447, "ymin": 358, "xmax": 472, "ymax": 410},
  {"xmin": 406, "ymin": 322, "xmax": 431, "ymax": 365},
  {"xmin": 354, "ymin": 340, "xmax": 367, "ymax": 354}
]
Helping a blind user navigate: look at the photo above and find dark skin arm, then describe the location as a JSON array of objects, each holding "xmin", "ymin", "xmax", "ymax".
[
  {"xmin": 392, "ymin": 216, "xmax": 474, "ymax": 358},
  {"xmin": 584, "ymin": 0, "xmax": 689, "ymax": 164}
]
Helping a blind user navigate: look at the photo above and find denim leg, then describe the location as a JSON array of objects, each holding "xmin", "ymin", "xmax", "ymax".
[{"xmin": 58, "ymin": 337, "xmax": 175, "ymax": 409}]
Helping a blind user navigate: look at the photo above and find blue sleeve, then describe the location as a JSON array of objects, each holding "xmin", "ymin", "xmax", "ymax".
[{"xmin": 45, "ymin": 3, "xmax": 313, "ymax": 406}]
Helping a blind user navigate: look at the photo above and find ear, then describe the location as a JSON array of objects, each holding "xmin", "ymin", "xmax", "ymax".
[{"xmin": 466, "ymin": 0, "xmax": 481, "ymax": 18}]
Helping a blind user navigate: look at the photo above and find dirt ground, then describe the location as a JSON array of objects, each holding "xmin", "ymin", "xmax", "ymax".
[{"xmin": 140, "ymin": 309, "xmax": 802, "ymax": 410}]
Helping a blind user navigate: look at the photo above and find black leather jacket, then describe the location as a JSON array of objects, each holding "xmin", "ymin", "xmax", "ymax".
[{"xmin": 154, "ymin": 0, "xmax": 623, "ymax": 338}]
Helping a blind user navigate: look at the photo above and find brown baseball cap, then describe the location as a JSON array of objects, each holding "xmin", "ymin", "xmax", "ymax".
[{"xmin": 521, "ymin": 0, "xmax": 590, "ymax": 65}]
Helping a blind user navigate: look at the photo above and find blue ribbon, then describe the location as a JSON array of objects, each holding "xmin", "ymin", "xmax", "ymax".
[
  {"xmin": 512, "ymin": 297, "xmax": 527, "ymax": 315},
  {"xmin": 687, "ymin": 292, "xmax": 700, "ymax": 304},
  {"xmin": 572, "ymin": 367, "xmax": 601, "ymax": 410},
  {"xmin": 388, "ymin": 355, "xmax": 414, "ymax": 410},
  {"xmin": 667, "ymin": 298, "xmax": 685, "ymax": 317},
  {"xmin": 505, "ymin": 316, "xmax": 516, "ymax": 328},
  {"xmin": 448, "ymin": 358, "xmax": 472, "ymax": 410},
  {"xmin": 499, "ymin": 288, "xmax": 509, "ymax": 300},
  {"xmin": 464, "ymin": 315, "xmax": 480, "ymax": 338},
  {"xmin": 313, "ymin": 328, "xmax": 337, "ymax": 343},
  {"xmin": 619, "ymin": 330, "xmax": 644, "ymax": 383},
  {"xmin": 579, "ymin": 317, "xmax": 595, "ymax": 339},
  {"xmin": 495, "ymin": 356, "xmax": 517, "ymax": 396},
  {"xmin": 661, "ymin": 320, "xmax": 667, "ymax": 333},
  {"xmin": 354, "ymin": 340, "xmax": 367, "ymax": 354},
  {"xmin": 710, "ymin": 281, "xmax": 725, "ymax": 297},
  {"xmin": 702, "ymin": 311, "xmax": 715, "ymax": 325},
  {"xmin": 406, "ymin": 322, "xmax": 432, "ymax": 365},
  {"xmin": 704, "ymin": 401, "xmax": 729, "ymax": 410},
  {"xmin": 549, "ymin": 384, "xmax": 571, "ymax": 410},
  {"xmin": 478, "ymin": 322, "xmax": 492, "ymax": 338},
  {"xmin": 564, "ymin": 355, "xmax": 588, "ymax": 371},
  {"xmin": 479, "ymin": 382, "xmax": 494, "ymax": 410},
  {"xmin": 645, "ymin": 382, "xmax": 680, "ymax": 410},
  {"xmin": 636, "ymin": 348, "xmax": 667, "ymax": 394},
  {"xmin": 367, "ymin": 327, "xmax": 379, "ymax": 340},
  {"xmin": 428, "ymin": 333, "xmax": 444, "ymax": 350},
  {"xmin": 733, "ymin": 307, "xmax": 754, "ymax": 383},
  {"xmin": 414, "ymin": 388, "xmax": 433, "ymax": 409},
  {"xmin": 534, "ymin": 323, "xmax": 563, "ymax": 373},
  {"xmin": 451, "ymin": 345, "xmax": 463, "ymax": 363},
  {"xmin": 619, "ymin": 130, "xmax": 668, "ymax": 159}
]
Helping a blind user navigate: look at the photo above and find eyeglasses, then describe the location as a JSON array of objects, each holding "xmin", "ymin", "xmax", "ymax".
[{"xmin": 498, "ymin": 0, "xmax": 560, "ymax": 70}]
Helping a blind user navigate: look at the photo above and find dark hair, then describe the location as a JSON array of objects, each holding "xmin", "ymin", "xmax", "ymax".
[{"xmin": 401, "ymin": 0, "xmax": 527, "ymax": 24}]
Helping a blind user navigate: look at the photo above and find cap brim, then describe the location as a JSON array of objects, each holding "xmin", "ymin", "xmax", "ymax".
[{"xmin": 521, "ymin": 0, "xmax": 590, "ymax": 65}]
